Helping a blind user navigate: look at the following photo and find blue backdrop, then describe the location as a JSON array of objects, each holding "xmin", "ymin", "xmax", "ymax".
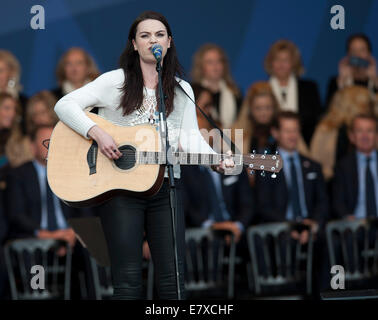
[{"xmin": 2, "ymin": 0, "xmax": 378, "ymax": 104}]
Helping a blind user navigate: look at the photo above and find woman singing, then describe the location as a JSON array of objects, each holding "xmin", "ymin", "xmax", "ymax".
[{"xmin": 54, "ymin": 11, "xmax": 234, "ymax": 300}]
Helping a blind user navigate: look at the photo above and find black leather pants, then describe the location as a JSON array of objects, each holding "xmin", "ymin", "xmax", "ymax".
[{"xmin": 98, "ymin": 178, "xmax": 186, "ymax": 300}]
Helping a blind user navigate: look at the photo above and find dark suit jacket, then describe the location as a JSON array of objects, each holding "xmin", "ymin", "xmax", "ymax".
[
  {"xmin": 297, "ymin": 79, "xmax": 323, "ymax": 145},
  {"xmin": 180, "ymin": 166, "xmax": 253, "ymax": 229},
  {"xmin": 0, "ymin": 164, "xmax": 10, "ymax": 244},
  {"xmin": 0, "ymin": 189, "xmax": 7, "ymax": 245},
  {"xmin": 50, "ymin": 87, "xmax": 64, "ymax": 101},
  {"xmin": 255, "ymin": 154, "xmax": 328, "ymax": 224},
  {"xmin": 332, "ymin": 151, "xmax": 378, "ymax": 219},
  {"xmin": 6, "ymin": 161, "xmax": 91, "ymax": 238}
]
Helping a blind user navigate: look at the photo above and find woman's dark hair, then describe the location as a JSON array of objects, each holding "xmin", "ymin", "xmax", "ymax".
[
  {"xmin": 272, "ymin": 111, "xmax": 301, "ymax": 130},
  {"xmin": 118, "ymin": 11, "xmax": 184, "ymax": 116},
  {"xmin": 346, "ymin": 33, "xmax": 372, "ymax": 53},
  {"xmin": 190, "ymin": 83, "xmax": 213, "ymax": 102}
]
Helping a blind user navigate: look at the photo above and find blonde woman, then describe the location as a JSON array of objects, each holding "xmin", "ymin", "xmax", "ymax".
[
  {"xmin": 51, "ymin": 47, "xmax": 100, "ymax": 100},
  {"xmin": 232, "ymin": 82, "xmax": 309, "ymax": 186},
  {"xmin": 191, "ymin": 43, "xmax": 242, "ymax": 128},
  {"xmin": 310, "ymin": 86, "xmax": 377, "ymax": 180},
  {"xmin": 0, "ymin": 50, "xmax": 28, "ymax": 133},
  {"xmin": 25, "ymin": 91, "xmax": 59, "ymax": 135},
  {"xmin": 264, "ymin": 40, "xmax": 322, "ymax": 145},
  {"xmin": 232, "ymin": 82, "xmax": 279, "ymax": 155},
  {"xmin": 0, "ymin": 93, "xmax": 33, "ymax": 169}
]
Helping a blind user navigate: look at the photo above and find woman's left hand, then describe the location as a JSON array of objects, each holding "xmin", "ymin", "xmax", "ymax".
[{"xmin": 211, "ymin": 150, "xmax": 235, "ymax": 174}]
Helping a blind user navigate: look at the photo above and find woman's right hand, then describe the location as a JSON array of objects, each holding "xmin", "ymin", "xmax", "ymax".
[
  {"xmin": 338, "ymin": 56, "xmax": 353, "ymax": 79},
  {"xmin": 87, "ymin": 125, "xmax": 122, "ymax": 160}
]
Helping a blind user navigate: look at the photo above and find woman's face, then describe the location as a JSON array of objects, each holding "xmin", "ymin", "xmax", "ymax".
[
  {"xmin": 202, "ymin": 49, "xmax": 224, "ymax": 82},
  {"xmin": 30, "ymin": 101, "xmax": 52, "ymax": 126},
  {"xmin": 0, "ymin": 97, "xmax": 17, "ymax": 129},
  {"xmin": 64, "ymin": 50, "xmax": 89, "ymax": 85},
  {"xmin": 0, "ymin": 60, "xmax": 11, "ymax": 90},
  {"xmin": 133, "ymin": 19, "xmax": 171, "ymax": 64},
  {"xmin": 348, "ymin": 38, "xmax": 370, "ymax": 60},
  {"xmin": 271, "ymin": 50, "xmax": 293, "ymax": 79},
  {"xmin": 250, "ymin": 95, "xmax": 275, "ymax": 125}
]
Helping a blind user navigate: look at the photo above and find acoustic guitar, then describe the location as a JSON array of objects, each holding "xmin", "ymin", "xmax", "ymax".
[{"xmin": 47, "ymin": 111, "xmax": 283, "ymax": 207}]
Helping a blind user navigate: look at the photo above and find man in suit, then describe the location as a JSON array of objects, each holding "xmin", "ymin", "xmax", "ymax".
[
  {"xmin": 255, "ymin": 111, "xmax": 329, "ymax": 295},
  {"xmin": 6, "ymin": 124, "xmax": 78, "ymax": 244},
  {"xmin": 333, "ymin": 114, "xmax": 378, "ymax": 220},
  {"xmin": 181, "ymin": 165, "xmax": 253, "ymax": 288},
  {"xmin": 6, "ymin": 124, "xmax": 94, "ymax": 299},
  {"xmin": 255, "ymin": 111, "xmax": 328, "ymax": 244},
  {"xmin": 181, "ymin": 166, "xmax": 253, "ymax": 244}
]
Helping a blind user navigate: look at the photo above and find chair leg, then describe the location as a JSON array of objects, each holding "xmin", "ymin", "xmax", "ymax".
[{"xmin": 246, "ymin": 262, "xmax": 254, "ymax": 292}]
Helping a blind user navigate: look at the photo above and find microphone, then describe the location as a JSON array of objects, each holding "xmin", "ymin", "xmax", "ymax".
[{"xmin": 151, "ymin": 44, "xmax": 163, "ymax": 62}]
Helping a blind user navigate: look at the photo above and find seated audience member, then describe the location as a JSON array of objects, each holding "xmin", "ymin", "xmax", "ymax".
[
  {"xmin": 51, "ymin": 47, "xmax": 100, "ymax": 100},
  {"xmin": 181, "ymin": 82, "xmax": 254, "ymax": 255},
  {"xmin": 264, "ymin": 40, "xmax": 323, "ymax": 145},
  {"xmin": 332, "ymin": 114, "xmax": 378, "ymax": 220},
  {"xmin": 232, "ymin": 82, "xmax": 279, "ymax": 156},
  {"xmin": 191, "ymin": 43, "xmax": 243, "ymax": 128},
  {"xmin": 255, "ymin": 112, "xmax": 328, "ymax": 244},
  {"xmin": 25, "ymin": 91, "xmax": 59, "ymax": 134},
  {"xmin": 6, "ymin": 124, "xmax": 93, "ymax": 298},
  {"xmin": 181, "ymin": 165, "xmax": 253, "ymax": 245},
  {"xmin": 232, "ymin": 81, "xmax": 310, "ymax": 157},
  {"xmin": 0, "ymin": 92, "xmax": 33, "ymax": 170},
  {"xmin": 326, "ymin": 33, "xmax": 378, "ymax": 108},
  {"xmin": 6, "ymin": 124, "xmax": 81, "ymax": 241},
  {"xmin": 310, "ymin": 86, "xmax": 377, "ymax": 181},
  {"xmin": 0, "ymin": 50, "xmax": 28, "ymax": 133}
]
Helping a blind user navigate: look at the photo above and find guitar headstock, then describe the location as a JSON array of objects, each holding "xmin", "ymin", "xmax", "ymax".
[{"xmin": 242, "ymin": 151, "xmax": 283, "ymax": 178}]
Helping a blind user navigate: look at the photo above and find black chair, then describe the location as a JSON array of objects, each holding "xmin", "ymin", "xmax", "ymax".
[
  {"xmin": 184, "ymin": 227, "xmax": 236, "ymax": 299},
  {"xmin": 247, "ymin": 222, "xmax": 314, "ymax": 298},
  {"xmin": 326, "ymin": 219, "xmax": 378, "ymax": 285},
  {"xmin": 89, "ymin": 257, "xmax": 154, "ymax": 300},
  {"xmin": 4, "ymin": 238, "xmax": 72, "ymax": 300}
]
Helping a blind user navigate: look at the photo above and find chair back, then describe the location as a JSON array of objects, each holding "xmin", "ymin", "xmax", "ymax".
[
  {"xmin": 185, "ymin": 228, "xmax": 236, "ymax": 299},
  {"xmin": 247, "ymin": 222, "xmax": 313, "ymax": 296},
  {"xmin": 326, "ymin": 219, "xmax": 378, "ymax": 282},
  {"xmin": 4, "ymin": 238, "xmax": 72, "ymax": 300}
]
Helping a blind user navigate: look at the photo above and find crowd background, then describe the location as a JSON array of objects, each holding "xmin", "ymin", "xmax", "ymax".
[{"xmin": 0, "ymin": 0, "xmax": 378, "ymax": 300}]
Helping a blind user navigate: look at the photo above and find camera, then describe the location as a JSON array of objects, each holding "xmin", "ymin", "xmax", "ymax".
[{"xmin": 349, "ymin": 56, "xmax": 370, "ymax": 68}]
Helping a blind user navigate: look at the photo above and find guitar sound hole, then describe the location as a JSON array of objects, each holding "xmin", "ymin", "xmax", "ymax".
[{"xmin": 114, "ymin": 145, "xmax": 136, "ymax": 170}]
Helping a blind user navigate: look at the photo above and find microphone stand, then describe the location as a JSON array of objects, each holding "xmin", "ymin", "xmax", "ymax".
[{"xmin": 156, "ymin": 59, "xmax": 182, "ymax": 300}]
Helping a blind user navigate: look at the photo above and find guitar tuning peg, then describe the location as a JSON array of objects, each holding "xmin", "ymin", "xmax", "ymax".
[
  {"xmin": 271, "ymin": 173, "xmax": 277, "ymax": 179},
  {"xmin": 249, "ymin": 170, "xmax": 255, "ymax": 175},
  {"xmin": 260, "ymin": 171, "xmax": 265, "ymax": 177}
]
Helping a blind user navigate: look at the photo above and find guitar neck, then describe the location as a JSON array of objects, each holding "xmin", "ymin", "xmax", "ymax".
[{"xmin": 136, "ymin": 151, "xmax": 243, "ymax": 166}]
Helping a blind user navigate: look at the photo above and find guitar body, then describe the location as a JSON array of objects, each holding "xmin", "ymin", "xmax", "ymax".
[{"xmin": 47, "ymin": 112, "xmax": 165, "ymax": 208}]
